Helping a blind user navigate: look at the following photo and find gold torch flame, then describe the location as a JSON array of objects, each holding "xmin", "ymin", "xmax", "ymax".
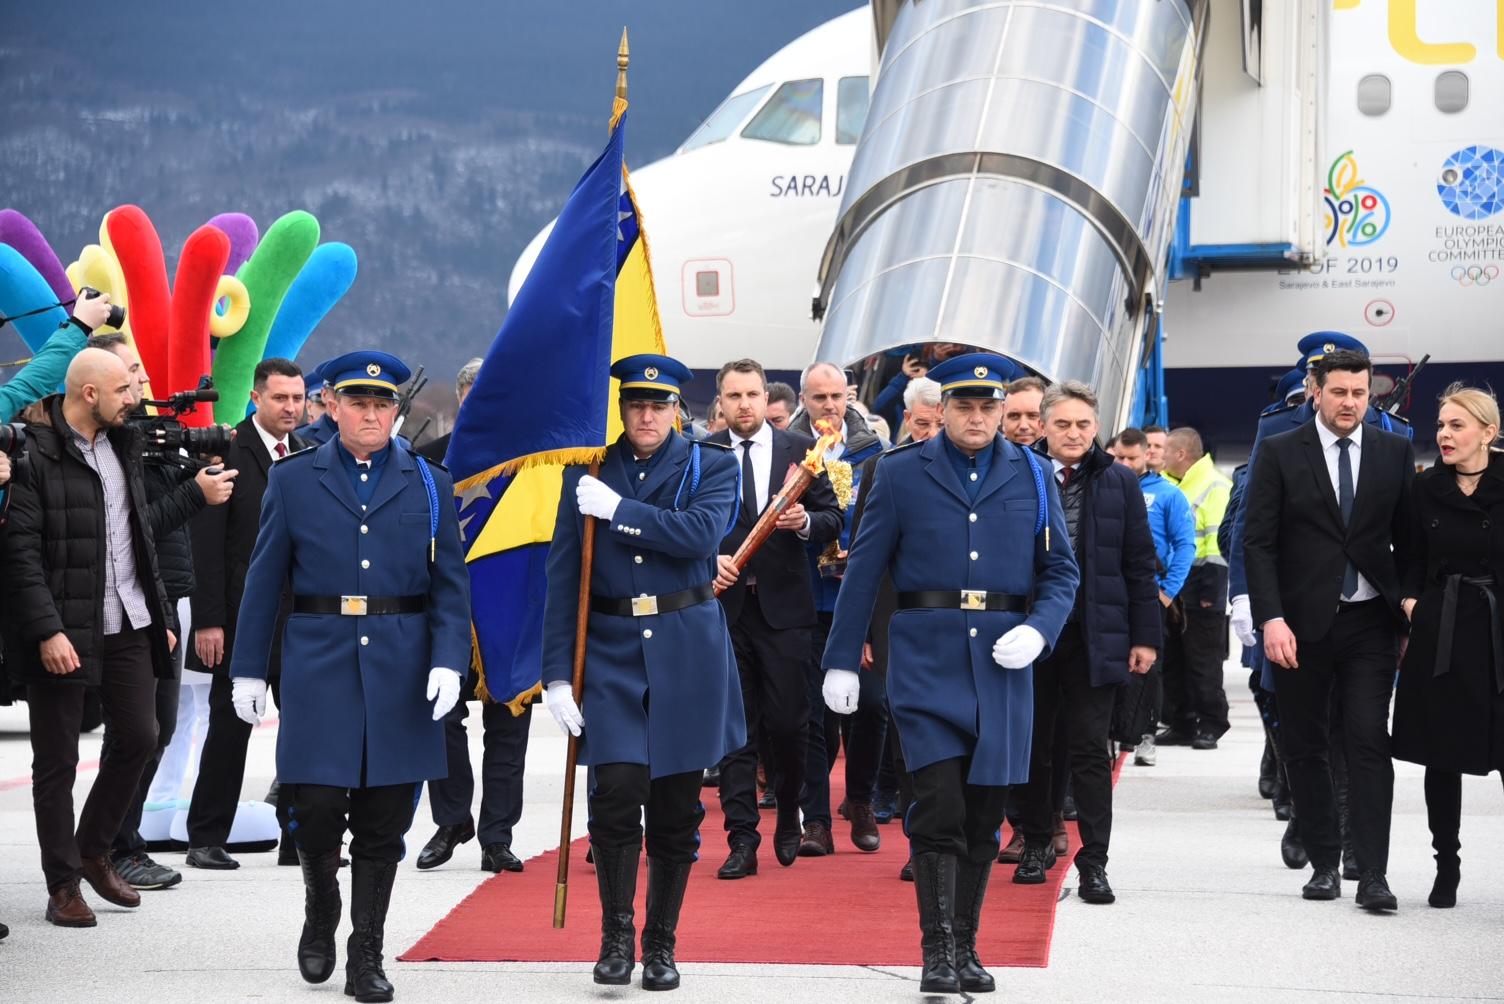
[{"xmin": 801, "ymin": 417, "xmax": 844, "ymax": 476}]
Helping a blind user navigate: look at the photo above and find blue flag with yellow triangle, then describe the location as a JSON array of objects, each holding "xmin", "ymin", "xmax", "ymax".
[{"xmin": 445, "ymin": 99, "xmax": 668, "ymax": 712}]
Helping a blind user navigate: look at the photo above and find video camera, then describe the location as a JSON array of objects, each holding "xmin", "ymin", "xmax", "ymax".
[
  {"xmin": 132, "ymin": 377, "xmax": 235, "ymax": 470},
  {"xmin": 0, "ymin": 422, "xmax": 24, "ymax": 457}
]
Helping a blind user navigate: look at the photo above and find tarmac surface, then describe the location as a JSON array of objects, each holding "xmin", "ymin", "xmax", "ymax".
[{"xmin": 2, "ymin": 658, "xmax": 1501, "ymax": 1003}]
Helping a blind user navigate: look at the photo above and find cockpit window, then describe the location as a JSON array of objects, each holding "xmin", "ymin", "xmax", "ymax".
[
  {"xmin": 741, "ymin": 79, "xmax": 824, "ymax": 145},
  {"xmin": 680, "ymin": 85, "xmax": 773, "ymax": 153},
  {"xmin": 836, "ymin": 76, "xmax": 869, "ymax": 145}
]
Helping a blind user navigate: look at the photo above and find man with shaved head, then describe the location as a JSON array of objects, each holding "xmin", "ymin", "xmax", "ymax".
[
  {"xmin": 2, "ymin": 346, "xmax": 178, "ymax": 928},
  {"xmin": 1157, "ymin": 426, "xmax": 1232, "ymax": 749},
  {"xmin": 789, "ymin": 361, "xmax": 885, "ymax": 856}
]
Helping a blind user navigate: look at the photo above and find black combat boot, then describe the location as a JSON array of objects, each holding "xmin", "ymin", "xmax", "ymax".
[
  {"xmin": 640, "ymin": 858, "xmax": 693, "ymax": 991},
  {"xmin": 297, "ymin": 849, "xmax": 342, "ymax": 983},
  {"xmin": 592, "ymin": 843, "xmax": 640, "ymax": 985},
  {"xmin": 952, "ymin": 858, "xmax": 995, "ymax": 992},
  {"xmin": 343, "ymin": 859, "xmax": 397, "ymax": 1002},
  {"xmin": 911, "ymin": 851, "xmax": 960, "ymax": 994}
]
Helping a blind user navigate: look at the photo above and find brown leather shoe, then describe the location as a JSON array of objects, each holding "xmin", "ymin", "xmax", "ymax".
[
  {"xmin": 80, "ymin": 855, "xmax": 141, "ymax": 908},
  {"xmin": 1052, "ymin": 812, "xmax": 1070, "ymax": 857},
  {"xmin": 797, "ymin": 821, "xmax": 834, "ymax": 857},
  {"xmin": 848, "ymin": 802, "xmax": 880, "ymax": 852},
  {"xmin": 997, "ymin": 828, "xmax": 1026, "ymax": 864},
  {"xmin": 46, "ymin": 881, "xmax": 97, "ymax": 927}
]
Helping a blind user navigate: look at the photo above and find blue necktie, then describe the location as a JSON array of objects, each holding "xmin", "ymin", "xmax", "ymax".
[{"xmin": 1337, "ymin": 438, "xmax": 1358, "ymax": 598}]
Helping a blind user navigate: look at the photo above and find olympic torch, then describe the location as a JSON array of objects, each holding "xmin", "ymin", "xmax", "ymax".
[{"xmin": 714, "ymin": 418, "xmax": 843, "ymax": 593}]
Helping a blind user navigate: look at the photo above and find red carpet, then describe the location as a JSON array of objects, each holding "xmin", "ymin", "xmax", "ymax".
[{"xmin": 401, "ymin": 754, "xmax": 1127, "ymax": 968}]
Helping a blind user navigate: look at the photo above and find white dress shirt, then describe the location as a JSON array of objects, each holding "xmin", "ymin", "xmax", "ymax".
[
  {"xmin": 732, "ymin": 419, "xmax": 775, "ymax": 513},
  {"xmin": 252, "ymin": 414, "xmax": 292, "ymax": 461},
  {"xmin": 1314, "ymin": 418, "xmax": 1378, "ymax": 603},
  {"xmin": 732, "ymin": 420, "xmax": 810, "ymax": 539}
]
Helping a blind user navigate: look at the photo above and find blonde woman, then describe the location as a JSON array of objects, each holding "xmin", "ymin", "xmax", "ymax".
[{"xmin": 1393, "ymin": 383, "xmax": 1504, "ymax": 908}]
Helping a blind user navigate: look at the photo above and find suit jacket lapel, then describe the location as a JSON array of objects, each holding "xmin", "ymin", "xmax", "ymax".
[
  {"xmin": 921, "ymin": 435, "xmax": 971, "ymax": 507},
  {"xmin": 314, "ymin": 439, "xmax": 364, "ymax": 517},
  {"xmin": 1299, "ymin": 423, "xmax": 1344, "ymax": 530},
  {"xmin": 973, "ymin": 436, "xmax": 1019, "ymax": 505}
]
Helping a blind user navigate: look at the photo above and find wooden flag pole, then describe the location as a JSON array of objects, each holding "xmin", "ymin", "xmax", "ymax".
[
  {"xmin": 555, "ymin": 28, "xmax": 632, "ymax": 931},
  {"xmin": 554, "ymin": 461, "xmax": 601, "ymax": 929}
]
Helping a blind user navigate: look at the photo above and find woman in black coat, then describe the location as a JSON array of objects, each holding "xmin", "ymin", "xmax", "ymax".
[{"xmin": 1394, "ymin": 384, "xmax": 1504, "ymax": 909}]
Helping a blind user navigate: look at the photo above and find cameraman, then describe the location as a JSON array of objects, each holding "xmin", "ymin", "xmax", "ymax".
[
  {"xmin": 87, "ymin": 333, "xmax": 237, "ymax": 890},
  {"xmin": 0, "ymin": 347, "xmax": 179, "ymax": 927},
  {"xmin": 0, "ymin": 293, "xmax": 115, "ymax": 423}
]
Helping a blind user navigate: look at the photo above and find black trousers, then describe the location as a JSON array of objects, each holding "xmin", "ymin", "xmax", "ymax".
[
  {"xmin": 907, "ymin": 756, "xmax": 1009, "ymax": 862},
  {"xmin": 801, "ymin": 612, "xmax": 889, "ymax": 824},
  {"xmin": 27, "ymin": 629, "xmax": 158, "ymax": 891},
  {"xmin": 428, "ymin": 695, "xmax": 532, "ymax": 846},
  {"xmin": 719, "ymin": 595, "xmax": 809, "ymax": 850},
  {"xmin": 281, "ymin": 782, "xmax": 419, "ymax": 864},
  {"xmin": 1162, "ymin": 604, "xmax": 1230, "ymax": 736},
  {"xmin": 588, "ymin": 763, "xmax": 705, "ymax": 864},
  {"xmin": 1014, "ymin": 622, "xmax": 1119, "ymax": 869},
  {"xmin": 106, "ymin": 674, "xmax": 181, "ymax": 858},
  {"xmin": 1424, "ymin": 767, "xmax": 1504, "ymax": 859},
  {"xmin": 1272, "ymin": 599, "xmax": 1397, "ymax": 872},
  {"xmin": 187, "ymin": 671, "xmax": 281, "ymax": 847}
]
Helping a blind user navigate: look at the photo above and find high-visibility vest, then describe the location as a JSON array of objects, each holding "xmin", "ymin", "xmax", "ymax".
[{"xmin": 1177, "ymin": 453, "xmax": 1231, "ymax": 567}]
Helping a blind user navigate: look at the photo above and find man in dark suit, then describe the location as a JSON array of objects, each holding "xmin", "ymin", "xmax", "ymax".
[
  {"xmin": 1243, "ymin": 349, "xmax": 1415, "ymax": 910},
  {"xmin": 413, "ymin": 357, "xmax": 535, "ymax": 874},
  {"xmin": 185, "ymin": 357, "xmax": 310, "ymax": 870},
  {"xmin": 709, "ymin": 358, "xmax": 843, "ymax": 879}
]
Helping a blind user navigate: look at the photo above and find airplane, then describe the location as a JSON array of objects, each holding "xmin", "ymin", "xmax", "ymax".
[{"xmin": 511, "ymin": 1, "xmax": 1504, "ymax": 451}]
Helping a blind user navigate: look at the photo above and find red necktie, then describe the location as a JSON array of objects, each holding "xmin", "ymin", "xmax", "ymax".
[
  {"xmin": 1059, "ymin": 465, "xmax": 1073, "ymax": 487},
  {"xmin": 275, "ymin": 442, "xmax": 288, "ymax": 458}
]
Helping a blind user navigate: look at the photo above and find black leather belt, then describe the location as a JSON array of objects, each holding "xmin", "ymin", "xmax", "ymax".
[
  {"xmin": 293, "ymin": 595, "xmax": 426, "ymax": 616},
  {"xmin": 591, "ymin": 583, "xmax": 714, "ymax": 617},
  {"xmin": 898, "ymin": 590, "xmax": 1027, "ymax": 613},
  {"xmin": 1434, "ymin": 574, "xmax": 1504, "ymax": 694}
]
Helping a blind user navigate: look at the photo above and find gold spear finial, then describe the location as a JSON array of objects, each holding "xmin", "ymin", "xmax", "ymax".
[{"xmin": 615, "ymin": 28, "xmax": 630, "ymax": 102}]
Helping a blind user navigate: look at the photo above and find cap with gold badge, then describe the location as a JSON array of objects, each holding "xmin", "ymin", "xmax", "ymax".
[
  {"xmin": 319, "ymin": 350, "xmax": 411, "ymax": 400},
  {"xmin": 1297, "ymin": 331, "xmax": 1369, "ymax": 369},
  {"xmin": 927, "ymin": 351, "xmax": 1023, "ymax": 399},
  {"xmin": 610, "ymin": 353, "xmax": 693, "ymax": 403}
]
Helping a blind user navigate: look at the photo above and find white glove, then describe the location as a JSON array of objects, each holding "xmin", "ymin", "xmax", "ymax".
[
  {"xmin": 232, "ymin": 677, "xmax": 268, "ymax": 726},
  {"xmin": 576, "ymin": 474, "xmax": 622, "ymax": 521},
  {"xmin": 992, "ymin": 624, "xmax": 1046, "ymax": 669},
  {"xmin": 426, "ymin": 667, "xmax": 462, "ymax": 721},
  {"xmin": 1230, "ymin": 594, "xmax": 1256, "ymax": 648},
  {"xmin": 822, "ymin": 669, "xmax": 861, "ymax": 715},
  {"xmin": 545, "ymin": 680, "xmax": 583, "ymax": 737}
]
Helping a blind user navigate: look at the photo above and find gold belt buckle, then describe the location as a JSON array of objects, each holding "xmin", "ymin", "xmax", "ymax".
[
  {"xmin": 340, "ymin": 595, "xmax": 369, "ymax": 616},
  {"xmin": 960, "ymin": 589, "xmax": 987, "ymax": 611},
  {"xmin": 630, "ymin": 594, "xmax": 659, "ymax": 617}
]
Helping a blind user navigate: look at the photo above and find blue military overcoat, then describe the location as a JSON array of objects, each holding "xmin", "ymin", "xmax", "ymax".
[
  {"xmin": 822, "ymin": 433, "xmax": 1079, "ymax": 786},
  {"xmin": 230, "ymin": 437, "xmax": 472, "ymax": 788},
  {"xmin": 542, "ymin": 430, "xmax": 746, "ymax": 779}
]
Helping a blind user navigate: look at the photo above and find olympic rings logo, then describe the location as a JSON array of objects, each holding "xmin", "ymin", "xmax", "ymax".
[{"xmin": 1451, "ymin": 265, "xmax": 1500, "ymax": 287}]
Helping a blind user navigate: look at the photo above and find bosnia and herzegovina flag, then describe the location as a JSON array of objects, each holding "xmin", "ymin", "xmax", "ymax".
[{"xmin": 444, "ymin": 98, "xmax": 668, "ymax": 713}]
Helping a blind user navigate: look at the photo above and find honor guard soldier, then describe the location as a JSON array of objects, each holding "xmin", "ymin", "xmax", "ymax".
[
  {"xmin": 542, "ymin": 353, "xmax": 746, "ymax": 992},
  {"xmin": 294, "ymin": 360, "xmax": 339, "ymax": 445},
  {"xmin": 229, "ymin": 350, "xmax": 472, "ymax": 1004},
  {"xmin": 821, "ymin": 352, "xmax": 1079, "ymax": 994}
]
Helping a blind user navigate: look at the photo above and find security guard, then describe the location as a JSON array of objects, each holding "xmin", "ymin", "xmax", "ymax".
[
  {"xmin": 542, "ymin": 353, "xmax": 745, "ymax": 992},
  {"xmin": 230, "ymin": 349, "xmax": 471, "ymax": 1004},
  {"xmin": 821, "ymin": 352, "xmax": 1079, "ymax": 994}
]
